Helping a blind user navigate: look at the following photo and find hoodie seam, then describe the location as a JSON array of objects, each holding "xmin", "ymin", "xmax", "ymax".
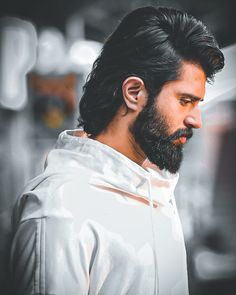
[{"xmin": 34, "ymin": 218, "xmax": 46, "ymax": 295}]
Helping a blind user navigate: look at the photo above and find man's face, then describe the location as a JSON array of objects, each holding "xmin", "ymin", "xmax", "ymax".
[{"xmin": 130, "ymin": 62, "xmax": 206, "ymax": 173}]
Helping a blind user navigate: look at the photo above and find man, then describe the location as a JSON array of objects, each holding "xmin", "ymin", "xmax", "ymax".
[{"xmin": 10, "ymin": 6, "xmax": 224, "ymax": 295}]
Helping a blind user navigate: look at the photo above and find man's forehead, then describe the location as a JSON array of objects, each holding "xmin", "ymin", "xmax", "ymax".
[
  {"xmin": 178, "ymin": 62, "xmax": 207, "ymax": 81},
  {"xmin": 165, "ymin": 62, "xmax": 207, "ymax": 98}
]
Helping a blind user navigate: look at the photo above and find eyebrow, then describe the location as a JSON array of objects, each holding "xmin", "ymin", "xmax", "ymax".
[{"xmin": 178, "ymin": 93, "xmax": 204, "ymax": 102}]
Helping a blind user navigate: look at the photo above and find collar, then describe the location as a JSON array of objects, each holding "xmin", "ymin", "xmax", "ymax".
[{"xmin": 52, "ymin": 129, "xmax": 179, "ymax": 206}]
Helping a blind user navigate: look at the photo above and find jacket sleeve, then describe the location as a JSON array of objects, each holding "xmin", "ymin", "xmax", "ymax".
[{"xmin": 10, "ymin": 213, "xmax": 90, "ymax": 295}]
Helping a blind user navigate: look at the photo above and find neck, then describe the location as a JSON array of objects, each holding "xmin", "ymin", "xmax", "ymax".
[{"xmin": 93, "ymin": 118, "xmax": 146, "ymax": 166}]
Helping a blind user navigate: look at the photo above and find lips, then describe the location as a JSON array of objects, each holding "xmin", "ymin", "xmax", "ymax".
[
  {"xmin": 173, "ymin": 136, "xmax": 187, "ymax": 145},
  {"xmin": 178, "ymin": 136, "xmax": 187, "ymax": 144},
  {"xmin": 170, "ymin": 128, "xmax": 193, "ymax": 145}
]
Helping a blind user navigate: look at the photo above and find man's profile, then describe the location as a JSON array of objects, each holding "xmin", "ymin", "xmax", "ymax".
[{"xmin": 10, "ymin": 6, "xmax": 224, "ymax": 295}]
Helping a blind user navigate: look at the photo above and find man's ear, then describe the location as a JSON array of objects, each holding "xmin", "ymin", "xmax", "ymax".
[{"xmin": 122, "ymin": 77, "xmax": 148, "ymax": 112}]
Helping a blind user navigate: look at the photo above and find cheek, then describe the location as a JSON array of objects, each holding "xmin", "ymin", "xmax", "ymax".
[{"xmin": 157, "ymin": 102, "xmax": 184, "ymax": 132}]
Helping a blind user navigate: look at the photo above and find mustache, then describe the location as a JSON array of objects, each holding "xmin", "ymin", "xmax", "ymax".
[{"xmin": 169, "ymin": 128, "xmax": 193, "ymax": 141}]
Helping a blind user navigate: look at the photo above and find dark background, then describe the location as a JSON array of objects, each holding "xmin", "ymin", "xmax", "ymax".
[{"xmin": 0, "ymin": 0, "xmax": 236, "ymax": 47}]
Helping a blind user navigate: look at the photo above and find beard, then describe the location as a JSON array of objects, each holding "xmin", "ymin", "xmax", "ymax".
[{"xmin": 130, "ymin": 100, "xmax": 193, "ymax": 174}]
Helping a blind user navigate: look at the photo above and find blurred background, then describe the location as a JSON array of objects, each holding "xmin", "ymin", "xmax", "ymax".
[{"xmin": 0, "ymin": 0, "xmax": 235, "ymax": 294}]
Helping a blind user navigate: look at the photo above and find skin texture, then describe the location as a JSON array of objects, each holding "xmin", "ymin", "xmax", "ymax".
[{"xmin": 94, "ymin": 61, "xmax": 206, "ymax": 168}]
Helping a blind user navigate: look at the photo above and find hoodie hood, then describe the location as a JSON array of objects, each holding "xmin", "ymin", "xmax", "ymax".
[{"xmin": 45, "ymin": 129, "xmax": 179, "ymax": 208}]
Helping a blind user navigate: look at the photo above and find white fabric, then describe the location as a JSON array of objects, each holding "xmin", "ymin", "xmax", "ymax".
[{"xmin": 10, "ymin": 129, "xmax": 189, "ymax": 295}]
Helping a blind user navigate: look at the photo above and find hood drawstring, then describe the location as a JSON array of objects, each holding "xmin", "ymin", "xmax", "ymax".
[{"xmin": 147, "ymin": 177, "xmax": 159, "ymax": 295}]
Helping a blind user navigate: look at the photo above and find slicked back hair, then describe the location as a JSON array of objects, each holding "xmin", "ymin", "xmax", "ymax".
[{"xmin": 78, "ymin": 6, "xmax": 224, "ymax": 136}]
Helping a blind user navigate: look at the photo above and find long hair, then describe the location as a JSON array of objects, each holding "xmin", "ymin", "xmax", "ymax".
[{"xmin": 78, "ymin": 6, "xmax": 224, "ymax": 136}]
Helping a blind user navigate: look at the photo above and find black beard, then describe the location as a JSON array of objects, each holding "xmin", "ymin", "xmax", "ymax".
[{"xmin": 130, "ymin": 100, "xmax": 193, "ymax": 174}]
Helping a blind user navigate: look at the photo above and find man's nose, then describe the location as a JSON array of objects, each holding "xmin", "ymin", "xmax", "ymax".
[{"xmin": 184, "ymin": 108, "xmax": 202, "ymax": 129}]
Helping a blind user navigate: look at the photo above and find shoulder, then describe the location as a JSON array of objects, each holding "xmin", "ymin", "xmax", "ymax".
[{"xmin": 13, "ymin": 170, "xmax": 88, "ymax": 227}]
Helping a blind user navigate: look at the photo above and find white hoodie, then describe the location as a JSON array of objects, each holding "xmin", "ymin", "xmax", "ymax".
[{"xmin": 10, "ymin": 130, "xmax": 189, "ymax": 295}]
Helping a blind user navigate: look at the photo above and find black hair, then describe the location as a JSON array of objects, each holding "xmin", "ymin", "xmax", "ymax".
[{"xmin": 78, "ymin": 6, "xmax": 224, "ymax": 136}]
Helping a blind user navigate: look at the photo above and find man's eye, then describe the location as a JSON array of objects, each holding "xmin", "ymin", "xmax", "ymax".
[{"xmin": 180, "ymin": 98, "xmax": 192, "ymax": 105}]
